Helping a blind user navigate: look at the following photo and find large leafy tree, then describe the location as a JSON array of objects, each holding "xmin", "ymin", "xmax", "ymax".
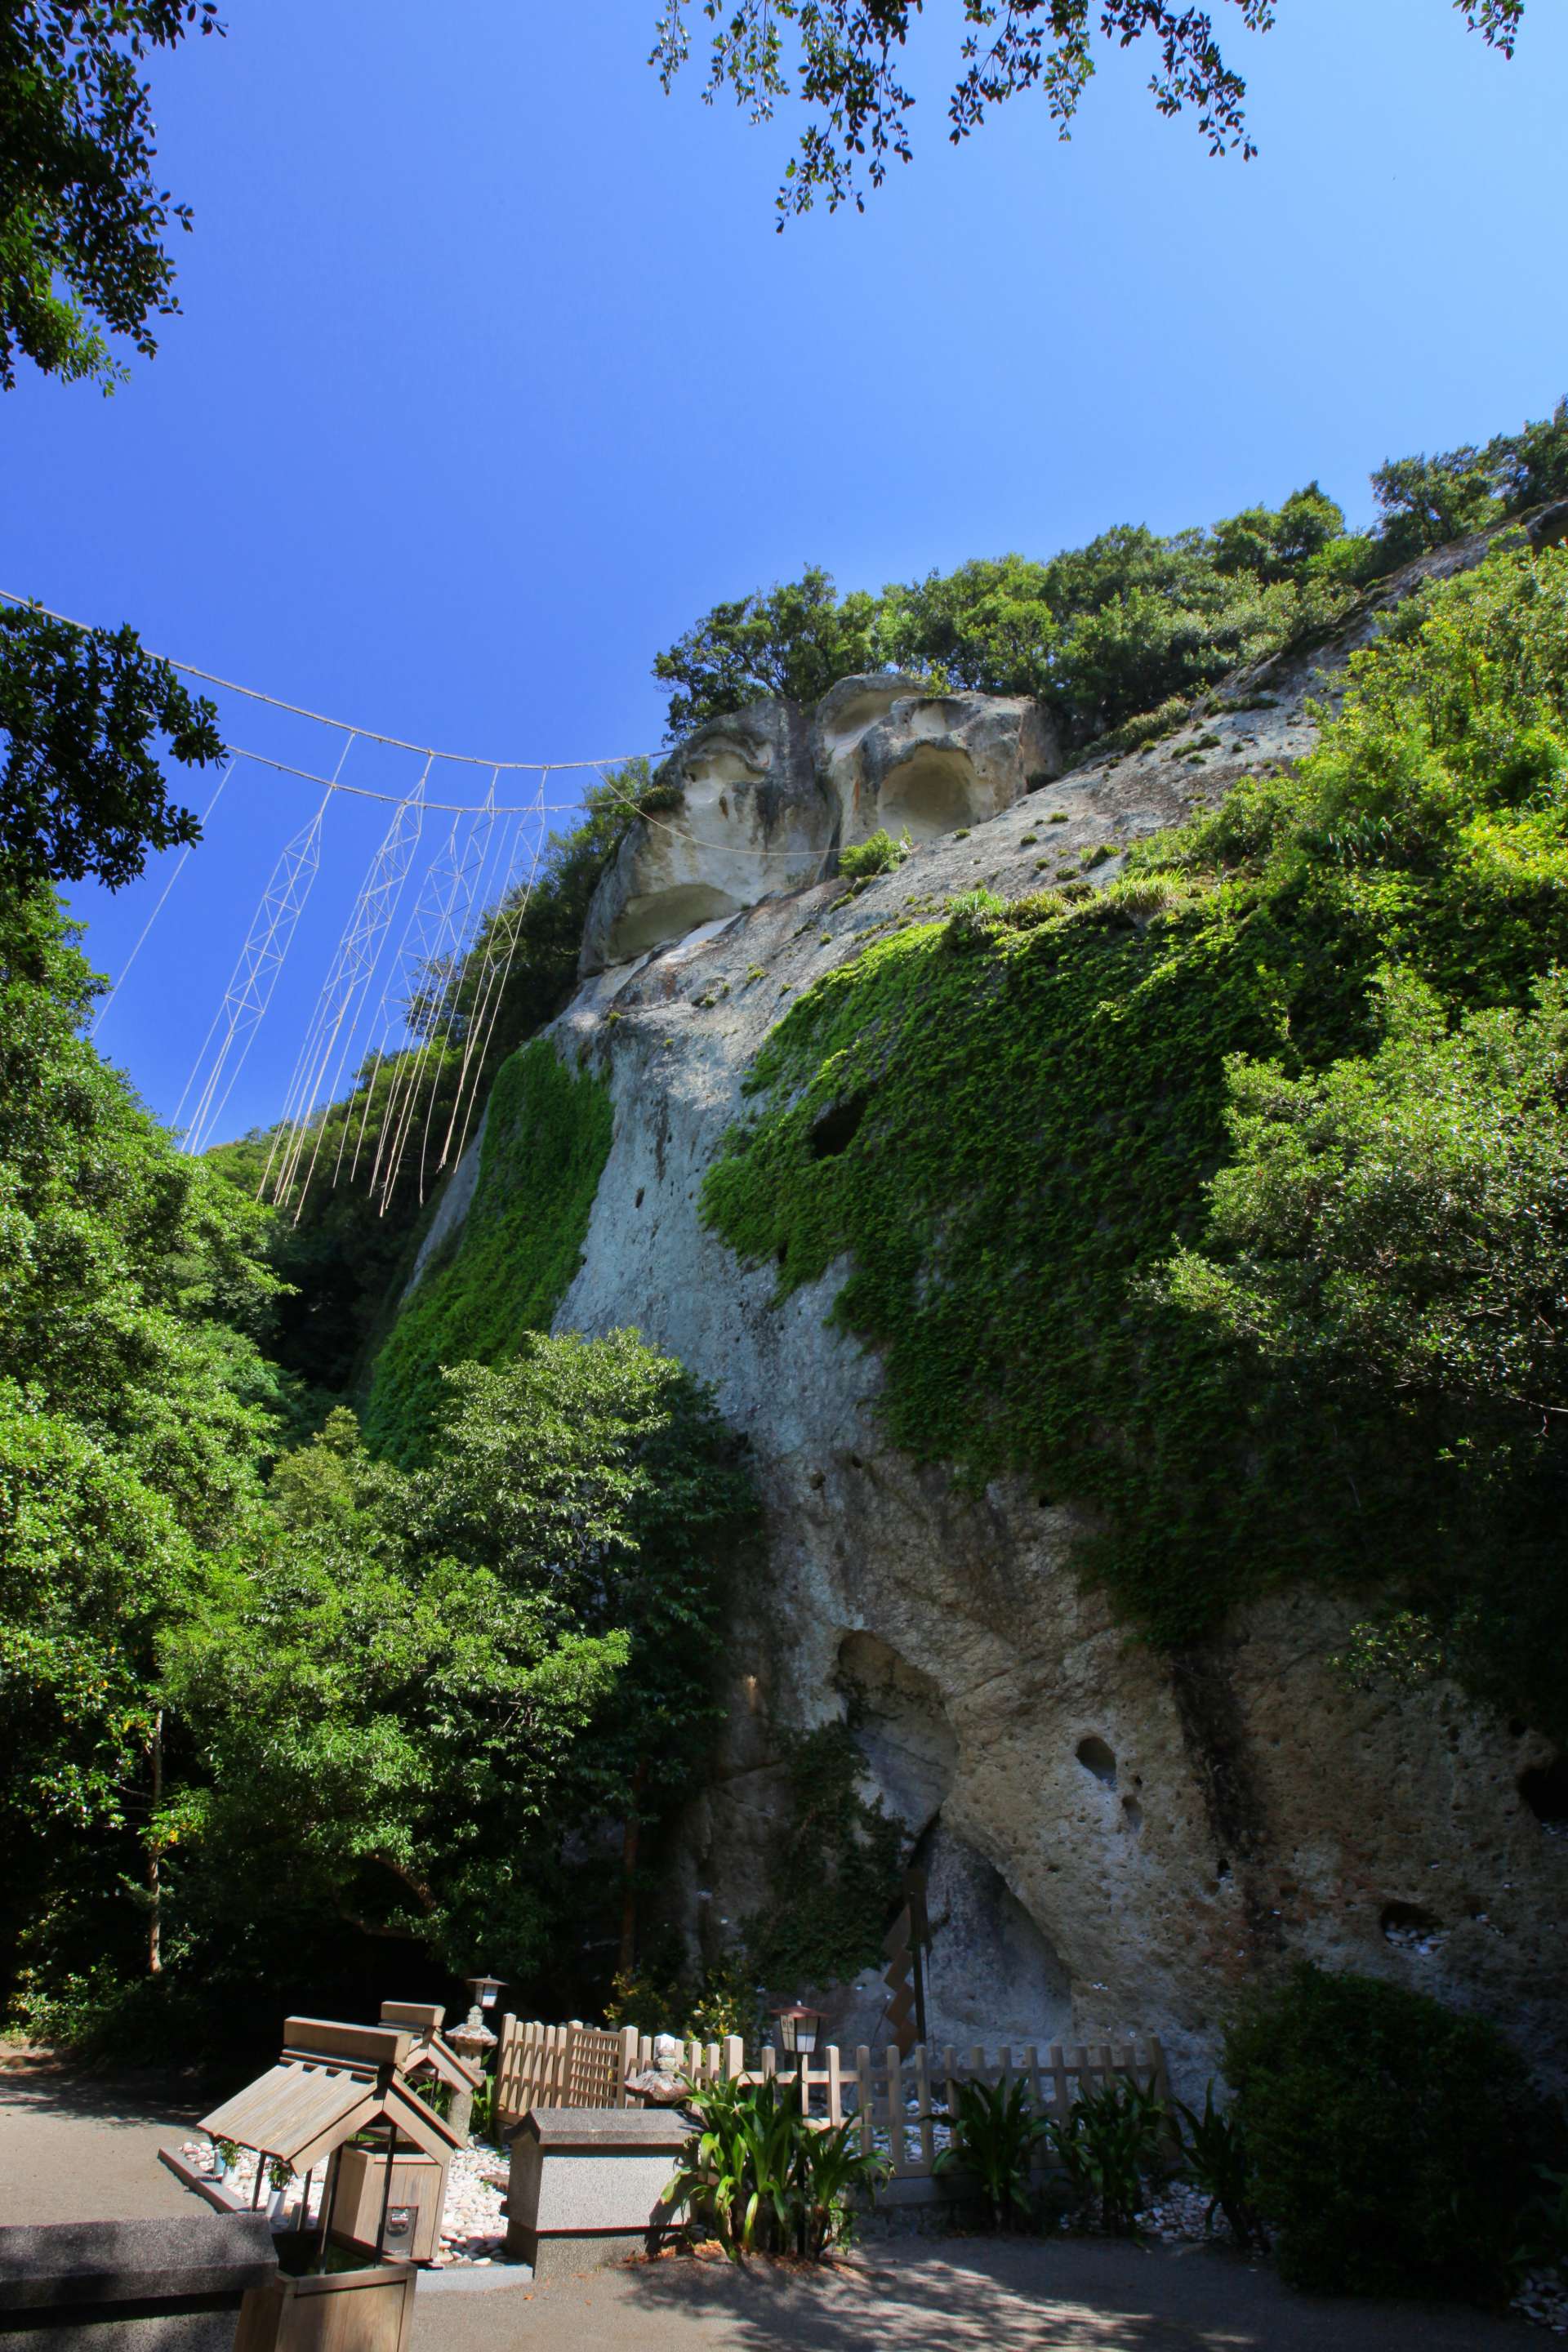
[
  {"xmin": 0, "ymin": 0, "xmax": 220, "ymax": 391},
  {"xmin": 652, "ymin": 1, "xmax": 1526, "ymax": 220},
  {"xmin": 0, "ymin": 886, "xmax": 279, "ymax": 1994},
  {"xmin": 654, "ymin": 566, "xmax": 881, "ymax": 738},
  {"xmin": 162, "ymin": 1334, "xmax": 755, "ymax": 1984}
]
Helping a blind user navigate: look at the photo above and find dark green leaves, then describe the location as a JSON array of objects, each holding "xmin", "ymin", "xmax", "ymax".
[
  {"xmin": 0, "ymin": 0, "xmax": 221, "ymax": 390},
  {"xmin": 0, "ymin": 606, "xmax": 222, "ymax": 890}
]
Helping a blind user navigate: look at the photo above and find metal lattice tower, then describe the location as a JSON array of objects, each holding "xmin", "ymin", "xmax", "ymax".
[
  {"xmin": 177, "ymin": 795, "xmax": 329, "ymax": 1156},
  {"xmin": 261, "ymin": 777, "xmax": 429, "ymax": 1214},
  {"xmin": 365, "ymin": 788, "xmax": 499, "ymax": 1214}
]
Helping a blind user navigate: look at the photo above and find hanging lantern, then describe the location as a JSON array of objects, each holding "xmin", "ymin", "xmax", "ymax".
[{"xmin": 771, "ymin": 2004, "xmax": 823, "ymax": 2056}]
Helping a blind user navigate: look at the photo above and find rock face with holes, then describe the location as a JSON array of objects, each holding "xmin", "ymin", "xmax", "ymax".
[
  {"xmin": 421, "ymin": 524, "xmax": 1568, "ymax": 2092},
  {"xmin": 577, "ymin": 677, "xmax": 1059, "ymax": 976}
]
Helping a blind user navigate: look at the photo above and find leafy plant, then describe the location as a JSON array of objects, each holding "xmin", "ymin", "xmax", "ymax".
[
  {"xmin": 943, "ymin": 888, "xmax": 1007, "ymax": 949},
  {"xmin": 1226, "ymin": 1964, "xmax": 1540, "ymax": 2301},
  {"xmin": 838, "ymin": 828, "xmax": 911, "ymax": 881},
  {"xmin": 666, "ymin": 2075, "xmax": 888, "ymax": 2261},
  {"xmin": 1173, "ymin": 2082, "xmax": 1268, "ymax": 2249},
  {"xmin": 1514, "ymin": 2167, "xmax": 1568, "ymax": 2281},
  {"xmin": 934, "ymin": 2075, "xmax": 1049, "ymax": 2230},
  {"xmin": 1045, "ymin": 2078, "xmax": 1169, "ymax": 2236}
]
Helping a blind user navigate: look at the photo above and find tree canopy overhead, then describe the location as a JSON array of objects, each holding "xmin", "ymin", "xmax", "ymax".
[
  {"xmin": 0, "ymin": 1, "xmax": 220, "ymax": 391},
  {"xmin": 652, "ymin": 0, "xmax": 1526, "ymax": 220}
]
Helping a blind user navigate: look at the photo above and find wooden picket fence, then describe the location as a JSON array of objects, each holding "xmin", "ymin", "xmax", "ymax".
[{"xmin": 493, "ymin": 2016, "xmax": 1168, "ymax": 2185}]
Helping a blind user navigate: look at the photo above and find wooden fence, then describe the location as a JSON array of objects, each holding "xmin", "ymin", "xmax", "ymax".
[{"xmin": 494, "ymin": 2017, "xmax": 1168, "ymax": 2184}]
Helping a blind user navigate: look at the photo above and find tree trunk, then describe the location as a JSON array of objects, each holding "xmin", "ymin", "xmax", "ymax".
[
  {"xmin": 147, "ymin": 1711, "xmax": 163, "ymax": 1977},
  {"xmin": 617, "ymin": 1759, "xmax": 650, "ymax": 1974}
]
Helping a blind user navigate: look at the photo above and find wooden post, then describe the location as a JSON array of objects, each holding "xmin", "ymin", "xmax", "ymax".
[
  {"xmin": 913, "ymin": 2045, "xmax": 934, "ymax": 2174},
  {"xmin": 617, "ymin": 2025, "xmax": 639, "ymax": 2108},
  {"xmin": 855, "ymin": 2047, "xmax": 873, "ymax": 2159},
  {"xmin": 885, "ymin": 2047, "xmax": 904, "ymax": 2178},
  {"xmin": 315, "ymin": 2146, "xmax": 341, "ymax": 2273},
  {"xmin": 373, "ymin": 2123, "xmax": 395, "ymax": 2262},
  {"xmin": 722, "ymin": 2035, "xmax": 744, "ymax": 2082},
  {"xmin": 826, "ymin": 2044, "xmax": 842, "ymax": 2128}
]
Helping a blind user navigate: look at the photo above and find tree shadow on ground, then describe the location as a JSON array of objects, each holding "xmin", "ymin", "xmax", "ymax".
[
  {"xmin": 620, "ymin": 2238, "xmax": 1528, "ymax": 2352},
  {"xmin": 0, "ymin": 2057, "xmax": 212, "ymax": 2133}
]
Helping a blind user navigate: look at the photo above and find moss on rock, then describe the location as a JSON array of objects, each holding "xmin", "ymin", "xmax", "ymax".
[{"xmin": 364, "ymin": 1040, "xmax": 612, "ymax": 1463}]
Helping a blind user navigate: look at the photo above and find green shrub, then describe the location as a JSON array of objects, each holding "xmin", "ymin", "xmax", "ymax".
[
  {"xmin": 667, "ymin": 2076, "xmax": 889, "ymax": 2261},
  {"xmin": 934, "ymin": 2076, "xmax": 1049, "ymax": 2228},
  {"xmin": 943, "ymin": 887, "xmax": 1006, "ymax": 949},
  {"xmin": 1173, "ymin": 2082, "xmax": 1267, "ymax": 2249},
  {"xmin": 839, "ymin": 828, "xmax": 911, "ymax": 880},
  {"xmin": 1226, "ymin": 1965, "xmax": 1539, "ymax": 2301},
  {"xmin": 1046, "ymin": 2077, "xmax": 1169, "ymax": 2236}
]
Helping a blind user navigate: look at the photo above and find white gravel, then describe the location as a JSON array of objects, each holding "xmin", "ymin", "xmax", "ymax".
[{"xmin": 180, "ymin": 2136, "xmax": 510, "ymax": 2269}]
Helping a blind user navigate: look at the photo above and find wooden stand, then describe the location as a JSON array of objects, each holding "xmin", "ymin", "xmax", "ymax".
[
  {"xmin": 234, "ymin": 2265, "xmax": 416, "ymax": 2352},
  {"xmin": 328, "ymin": 2148, "xmax": 448, "ymax": 2265}
]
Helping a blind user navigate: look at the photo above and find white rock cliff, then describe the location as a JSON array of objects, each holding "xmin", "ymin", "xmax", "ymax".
[{"xmin": 416, "ymin": 532, "xmax": 1568, "ymax": 2092}]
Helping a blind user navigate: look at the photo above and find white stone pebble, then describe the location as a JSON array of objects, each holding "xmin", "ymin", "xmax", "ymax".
[{"xmin": 180, "ymin": 2136, "xmax": 511, "ymax": 2269}]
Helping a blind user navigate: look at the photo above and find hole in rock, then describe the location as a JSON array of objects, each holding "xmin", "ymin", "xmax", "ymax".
[
  {"xmin": 808, "ymin": 1094, "xmax": 869, "ymax": 1160},
  {"xmin": 1076, "ymin": 1735, "xmax": 1117, "ymax": 1788},
  {"xmin": 1520, "ymin": 1754, "xmax": 1568, "ymax": 1828},
  {"xmin": 605, "ymin": 881, "xmax": 746, "ymax": 964},
  {"xmin": 635, "ymin": 1188, "xmax": 644, "ymax": 1209},
  {"xmin": 1380, "ymin": 1902, "xmax": 1445, "ymax": 1954},
  {"xmin": 877, "ymin": 746, "xmax": 983, "ymax": 843},
  {"xmin": 1120, "ymin": 1796, "xmax": 1143, "ymax": 1833}
]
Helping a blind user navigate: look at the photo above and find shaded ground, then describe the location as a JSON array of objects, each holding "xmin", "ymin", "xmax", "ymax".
[
  {"xmin": 0, "ymin": 2051, "xmax": 214, "ymax": 2225},
  {"xmin": 411, "ymin": 2240, "xmax": 1533, "ymax": 2351}
]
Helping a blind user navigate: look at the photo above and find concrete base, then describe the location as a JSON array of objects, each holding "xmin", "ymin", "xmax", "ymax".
[
  {"xmin": 503, "ymin": 2109, "xmax": 688, "ymax": 2271},
  {"xmin": 517, "ymin": 2230, "xmax": 653, "ymax": 2280}
]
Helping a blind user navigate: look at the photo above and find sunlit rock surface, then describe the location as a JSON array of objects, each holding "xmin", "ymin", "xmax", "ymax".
[{"xmin": 578, "ymin": 675, "xmax": 1060, "ymax": 974}]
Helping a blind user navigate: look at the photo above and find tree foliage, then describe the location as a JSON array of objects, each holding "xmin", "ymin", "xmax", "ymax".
[
  {"xmin": 653, "ymin": 568, "xmax": 880, "ymax": 740},
  {"xmin": 650, "ymin": 403, "xmax": 1566, "ymax": 746},
  {"xmin": 0, "ymin": 0, "xmax": 221, "ymax": 390},
  {"xmin": 652, "ymin": 0, "xmax": 1525, "ymax": 222},
  {"xmin": 163, "ymin": 1335, "xmax": 754, "ymax": 1981},
  {"xmin": 0, "ymin": 605, "xmax": 222, "ymax": 890},
  {"xmin": 0, "ymin": 886, "xmax": 278, "ymax": 2011}
]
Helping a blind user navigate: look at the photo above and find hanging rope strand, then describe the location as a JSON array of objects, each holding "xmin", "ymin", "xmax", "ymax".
[
  {"xmin": 92, "ymin": 759, "xmax": 237, "ymax": 1040},
  {"xmin": 442, "ymin": 773, "xmax": 550, "ymax": 1174}
]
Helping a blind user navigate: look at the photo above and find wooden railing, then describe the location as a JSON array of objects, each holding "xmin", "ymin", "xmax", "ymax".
[{"xmin": 494, "ymin": 2016, "xmax": 1168, "ymax": 2185}]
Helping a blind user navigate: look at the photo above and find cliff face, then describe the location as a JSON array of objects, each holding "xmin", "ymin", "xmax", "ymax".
[{"xmin": 412, "ymin": 529, "xmax": 1568, "ymax": 2090}]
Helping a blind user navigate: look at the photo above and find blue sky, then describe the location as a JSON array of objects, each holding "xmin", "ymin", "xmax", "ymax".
[{"xmin": 8, "ymin": 0, "xmax": 1566, "ymax": 1140}]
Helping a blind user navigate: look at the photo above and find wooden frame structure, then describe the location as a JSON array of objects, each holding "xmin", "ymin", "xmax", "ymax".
[{"xmin": 198, "ymin": 2018, "xmax": 462, "ymax": 2268}]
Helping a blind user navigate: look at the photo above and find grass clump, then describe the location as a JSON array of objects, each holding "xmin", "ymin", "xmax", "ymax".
[{"xmin": 839, "ymin": 828, "xmax": 911, "ymax": 880}]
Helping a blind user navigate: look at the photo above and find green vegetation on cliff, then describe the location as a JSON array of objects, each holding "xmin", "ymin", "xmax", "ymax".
[
  {"xmin": 702, "ymin": 541, "xmax": 1568, "ymax": 1735},
  {"xmin": 363, "ymin": 1040, "xmax": 614, "ymax": 1464}
]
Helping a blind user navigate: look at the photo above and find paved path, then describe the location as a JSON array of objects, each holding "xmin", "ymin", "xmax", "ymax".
[
  {"xmin": 0, "ymin": 2053, "xmax": 212, "ymax": 2225},
  {"xmin": 410, "ymin": 2240, "xmax": 1533, "ymax": 2351}
]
